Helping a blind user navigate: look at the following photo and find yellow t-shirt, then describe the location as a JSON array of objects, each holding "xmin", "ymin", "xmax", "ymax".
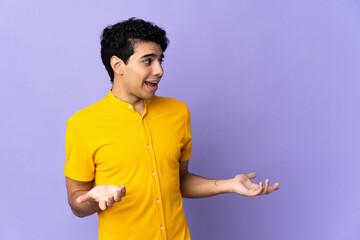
[{"xmin": 65, "ymin": 90, "xmax": 192, "ymax": 240}]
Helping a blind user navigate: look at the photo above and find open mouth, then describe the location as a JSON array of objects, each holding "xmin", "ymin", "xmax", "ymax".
[{"xmin": 144, "ymin": 81, "xmax": 159, "ymax": 87}]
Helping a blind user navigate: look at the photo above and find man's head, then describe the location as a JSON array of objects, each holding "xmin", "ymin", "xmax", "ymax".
[{"xmin": 100, "ymin": 18, "xmax": 169, "ymax": 84}]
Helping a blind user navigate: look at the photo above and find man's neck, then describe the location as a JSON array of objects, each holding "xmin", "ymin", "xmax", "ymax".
[{"xmin": 111, "ymin": 88, "xmax": 145, "ymax": 116}]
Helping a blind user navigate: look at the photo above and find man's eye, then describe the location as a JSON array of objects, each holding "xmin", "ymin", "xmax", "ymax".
[{"xmin": 143, "ymin": 59, "xmax": 151, "ymax": 64}]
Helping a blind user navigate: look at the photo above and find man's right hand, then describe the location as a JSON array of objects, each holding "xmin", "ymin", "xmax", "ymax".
[{"xmin": 77, "ymin": 185, "xmax": 126, "ymax": 211}]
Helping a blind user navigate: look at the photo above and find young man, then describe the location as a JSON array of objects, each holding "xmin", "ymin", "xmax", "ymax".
[{"xmin": 65, "ymin": 18, "xmax": 279, "ymax": 240}]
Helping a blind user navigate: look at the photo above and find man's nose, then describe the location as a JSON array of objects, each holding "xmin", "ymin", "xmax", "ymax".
[{"xmin": 152, "ymin": 61, "xmax": 163, "ymax": 77}]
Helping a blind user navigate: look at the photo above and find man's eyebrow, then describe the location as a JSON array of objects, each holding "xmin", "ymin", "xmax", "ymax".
[{"xmin": 140, "ymin": 53, "xmax": 165, "ymax": 59}]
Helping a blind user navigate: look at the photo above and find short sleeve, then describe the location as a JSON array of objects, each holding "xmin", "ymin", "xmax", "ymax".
[
  {"xmin": 64, "ymin": 119, "xmax": 95, "ymax": 181},
  {"xmin": 179, "ymin": 105, "xmax": 192, "ymax": 161}
]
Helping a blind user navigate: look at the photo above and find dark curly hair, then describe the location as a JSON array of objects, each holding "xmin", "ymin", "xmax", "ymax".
[{"xmin": 100, "ymin": 18, "xmax": 169, "ymax": 83}]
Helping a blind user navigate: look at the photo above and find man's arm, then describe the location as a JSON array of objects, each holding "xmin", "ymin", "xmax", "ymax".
[
  {"xmin": 65, "ymin": 177, "xmax": 126, "ymax": 217},
  {"xmin": 66, "ymin": 177, "xmax": 100, "ymax": 217},
  {"xmin": 179, "ymin": 160, "xmax": 279, "ymax": 198}
]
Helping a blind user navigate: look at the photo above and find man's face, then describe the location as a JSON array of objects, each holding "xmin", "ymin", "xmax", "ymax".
[{"xmin": 119, "ymin": 41, "xmax": 164, "ymax": 101}]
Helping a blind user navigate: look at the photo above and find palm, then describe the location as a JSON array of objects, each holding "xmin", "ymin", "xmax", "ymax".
[
  {"xmin": 232, "ymin": 173, "xmax": 279, "ymax": 197},
  {"xmin": 88, "ymin": 185, "xmax": 121, "ymax": 202},
  {"xmin": 77, "ymin": 184, "xmax": 126, "ymax": 210},
  {"xmin": 233, "ymin": 174, "xmax": 262, "ymax": 196}
]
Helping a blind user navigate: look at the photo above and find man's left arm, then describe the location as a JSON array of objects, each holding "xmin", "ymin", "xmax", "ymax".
[{"xmin": 179, "ymin": 160, "xmax": 279, "ymax": 198}]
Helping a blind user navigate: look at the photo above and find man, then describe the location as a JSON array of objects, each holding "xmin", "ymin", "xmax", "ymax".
[{"xmin": 65, "ymin": 18, "xmax": 279, "ymax": 240}]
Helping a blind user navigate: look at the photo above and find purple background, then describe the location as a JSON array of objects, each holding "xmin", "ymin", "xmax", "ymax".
[{"xmin": 1, "ymin": 0, "xmax": 360, "ymax": 239}]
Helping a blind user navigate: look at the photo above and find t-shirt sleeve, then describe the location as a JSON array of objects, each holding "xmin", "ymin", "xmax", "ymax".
[
  {"xmin": 64, "ymin": 118, "xmax": 95, "ymax": 181},
  {"xmin": 179, "ymin": 105, "xmax": 192, "ymax": 161}
]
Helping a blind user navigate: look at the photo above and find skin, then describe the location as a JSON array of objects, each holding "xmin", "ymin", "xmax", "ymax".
[
  {"xmin": 111, "ymin": 41, "xmax": 164, "ymax": 116},
  {"xmin": 179, "ymin": 161, "xmax": 279, "ymax": 198},
  {"xmin": 66, "ymin": 40, "xmax": 279, "ymax": 217},
  {"xmin": 66, "ymin": 177, "xmax": 126, "ymax": 217}
]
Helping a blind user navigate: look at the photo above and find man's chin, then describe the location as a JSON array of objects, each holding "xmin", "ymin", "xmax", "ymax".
[{"xmin": 143, "ymin": 93, "xmax": 156, "ymax": 100}]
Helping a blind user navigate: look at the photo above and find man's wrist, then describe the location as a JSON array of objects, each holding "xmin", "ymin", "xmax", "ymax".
[{"xmin": 214, "ymin": 178, "xmax": 234, "ymax": 194}]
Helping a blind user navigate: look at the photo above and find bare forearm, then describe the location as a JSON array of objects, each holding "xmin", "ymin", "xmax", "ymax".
[
  {"xmin": 68, "ymin": 190, "xmax": 100, "ymax": 217},
  {"xmin": 180, "ymin": 173, "xmax": 234, "ymax": 198}
]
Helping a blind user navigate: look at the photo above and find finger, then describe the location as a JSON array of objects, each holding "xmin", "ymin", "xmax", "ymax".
[
  {"xmin": 251, "ymin": 181, "xmax": 263, "ymax": 196},
  {"xmin": 262, "ymin": 179, "xmax": 270, "ymax": 194},
  {"xmin": 268, "ymin": 182, "xmax": 280, "ymax": 193},
  {"xmin": 107, "ymin": 196, "xmax": 115, "ymax": 208},
  {"xmin": 114, "ymin": 189, "xmax": 121, "ymax": 202},
  {"xmin": 99, "ymin": 200, "xmax": 107, "ymax": 211},
  {"xmin": 76, "ymin": 194, "xmax": 92, "ymax": 204},
  {"xmin": 113, "ymin": 186, "xmax": 126, "ymax": 202},
  {"xmin": 246, "ymin": 172, "xmax": 257, "ymax": 179},
  {"xmin": 118, "ymin": 185, "xmax": 126, "ymax": 198}
]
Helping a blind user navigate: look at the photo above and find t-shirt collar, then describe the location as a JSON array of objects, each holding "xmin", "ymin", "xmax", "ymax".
[{"xmin": 107, "ymin": 90, "xmax": 149, "ymax": 113}]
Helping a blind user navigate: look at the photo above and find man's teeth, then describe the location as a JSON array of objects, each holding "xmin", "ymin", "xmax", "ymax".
[{"xmin": 146, "ymin": 81, "xmax": 158, "ymax": 84}]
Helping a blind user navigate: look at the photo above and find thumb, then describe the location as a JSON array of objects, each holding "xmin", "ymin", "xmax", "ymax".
[
  {"xmin": 247, "ymin": 172, "xmax": 257, "ymax": 179},
  {"xmin": 76, "ymin": 194, "xmax": 92, "ymax": 204}
]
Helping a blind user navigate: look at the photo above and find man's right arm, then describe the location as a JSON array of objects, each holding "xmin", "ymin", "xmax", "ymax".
[
  {"xmin": 65, "ymin": 177, "xmax": 127, "ymax": 217},
  {"xmin": 65, "ymin": 177, "xmax": 100, "ymax": 217}
]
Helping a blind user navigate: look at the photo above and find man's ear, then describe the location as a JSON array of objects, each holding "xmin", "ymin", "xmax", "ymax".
[{"xmin": 110, "ymin": 56, "xmax": 125, "ymax": 75}]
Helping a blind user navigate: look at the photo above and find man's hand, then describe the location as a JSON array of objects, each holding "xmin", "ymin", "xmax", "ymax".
[
  {"xmin": 77, "ymin": 185, "xmax": 126, "ymax": 210},
  {"xmin": 231, "ymin": 173, "xmax": 279, "ymax": 197}
]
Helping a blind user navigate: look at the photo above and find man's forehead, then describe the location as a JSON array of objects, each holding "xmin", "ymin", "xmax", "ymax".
[{"xmin": 132, "ymin": 41, "xmax": 163, "ymax": 56}]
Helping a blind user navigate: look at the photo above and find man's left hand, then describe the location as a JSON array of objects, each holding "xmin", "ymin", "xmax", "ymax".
[{"xmin": 231, "ymin": 173, "xmax": 279, "ymax": 197}]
